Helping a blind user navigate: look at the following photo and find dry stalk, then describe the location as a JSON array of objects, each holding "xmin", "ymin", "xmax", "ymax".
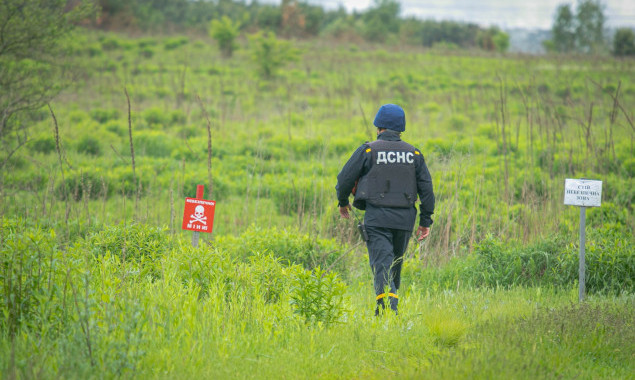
[
  {"xmin": 81, "ymin": 171, "xmax": 91, "ymax": 229},
  {"xmin": 124, "ymin": 87, "xmax": 138, "ymax": 217},
  {"xmin": 196, "ymin": 94, "xmax": 214, "ymax": 198},
  {"xmin": 497, "ymin": 75, "xmax": 510, "ymax": 202},
  {"xmin": 169, "ymin": 184, "xmax": 174, "ymax": 235},
  {"xmin": 358, "ymin": 103, "xmax": 374, "ymax": 141},
  {"xmin": 101, "ymin": 176, "xmax": 107, "ymax": 223},
  {"xmin": 48, "ymin": 103, "xmax": 70, "ymax": 237}
]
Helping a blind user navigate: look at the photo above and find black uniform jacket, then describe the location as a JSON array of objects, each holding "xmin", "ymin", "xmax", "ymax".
[{"xmin": 336, "ymin": 130, "xmax": 435, "ymax": 231}]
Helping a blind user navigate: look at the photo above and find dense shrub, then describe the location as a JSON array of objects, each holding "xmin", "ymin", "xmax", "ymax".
[
  {"xmin": 248, "ymin": 31, "xmax": 300, "ymax": 78},
  {"xmin": 100, "ymin": 36, "xmax": 125, "ymax": 50},
  {"xmin": 164, "ymin": 243, "xmax": 291, "ymax": 303},
  {"xmin": 29, "ymin": 135, "xmax": 56, "ymax": 154},
  {"xmin": 75, "ymin": 135, "xmax": 102, "ymax": 156},
  {"xmin": 56, "ymin": 169, "xmax": 108, "ymax": 200},
  {"xmin": 134, "ymin": 130, "xmax": 176, "ymax": 157},
  {"xmin": 163, "ymin": 36, "xmax": 189, "ymax": 50},
  {"xmin": 0, "ymin": 220, "xmax": 69, "ymax": 335},
  {"xmin": 558, "ymin": 224, "xmax": 634, "ymax": 295},
  {"xmin": 142, "ymin": 107, "xmax": 170, "ymax": 126},
  {"xmin": 415, "ymin": 226, "xmax": 634, "ymax": 295},
  {"xmin": 447, "ymin": 114, "xmax": 468, "ymax": 131},
  {"xmin": 471, "ymin": 235, "xmax": 564, "ymax": 287},
  {"xmin": 138, "ymin": 46, "xmax": 155, "ymax": 58},
  {"xmin": 263, "ymin": 174, "xmax": 324, "ymax": 215},
  {"xmin": 289, "ymin": 266, "xmax": 347, "ymax": 326},
  {"xmin": 84, "ymin": 223, "xmax": 173, "ymax": 266},
  {"xmin": 215, "ymin": 226, "xmax": 350, "ymax": 273},
  {"xmin": 90, "ymin": 108, "xmax": 120, "ymax": 123}
]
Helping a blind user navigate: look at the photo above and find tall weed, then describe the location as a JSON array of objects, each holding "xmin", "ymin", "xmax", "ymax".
[
  {"xmin": 289, "ymin": 266, "xmax": 347, "ymax": 326},
  {"xmin": 215, "ymin": 226, "xmax": 351, "ymax": 273},
  {"xmin": 414, "ymin": 226, "xmax": 634, "ymax": 294}
]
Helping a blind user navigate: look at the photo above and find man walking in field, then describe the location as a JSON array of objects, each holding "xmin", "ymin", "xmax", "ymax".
[{"xmin": 336, "ymin": 104, "xmax": 435, "ymax": 316}]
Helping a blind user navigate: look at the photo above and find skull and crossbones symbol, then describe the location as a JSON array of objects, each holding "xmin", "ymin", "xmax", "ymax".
[{"xmin": 189, "ymin": 205, "xmax": 207, "ymax": 225}]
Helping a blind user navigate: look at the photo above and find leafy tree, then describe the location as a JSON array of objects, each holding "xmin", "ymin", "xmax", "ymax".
[
  {"xmin": 493, "ymin": 31, "xmax": 510, "ymax": 52},
  {"xmin": 362, "ymin": 0, "xmax": 400, "ymax": 42},
  {"xmin": 476, "ymin": 29, "xmax": 496, "ymax": 51},
  {"xmin": 415, "ymin": 20, "xmax": 479, "ymax": 48},
  {"xmin": 248, "ymin": 31, "xmax": 299, "ymax": 79},
  {"xmin": 252, "ymin": 4, "xmax": 282, "ymax": 32},
  {"xmin": 476, "ymin": 27, "xmax": 509, "ymax": 52},
  {"xmin": 551, "ymin": 4, "xmax": 576, "ymax": 52},
  {"xmin": 575, "ymin": 0, "xmax": 606, "ymax": 53},
  {"xmin": 297, "ymin": 2, "xmax": 324, "ymax": 36},
  {"xmin": 0, "ymin": 0, "xmax": 96, "ymax": 166},
  {"xmin": 547, "ymin": 0, "xmax": 606, "ymax": 54},
  {"xmin": 280, "ymin": 0, "xmax": 306, "ymax": 37},
  {"xmin": 612, "ymin": 28, "xmax": 635, "ymax": 56},
  {"xmin": 209, "ymin": 16, "xmax": 240, "ymax": 58}
]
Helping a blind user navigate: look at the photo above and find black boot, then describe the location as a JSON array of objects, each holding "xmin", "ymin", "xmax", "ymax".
[
  {"xmin": 389, "ymin": 294, "xmax": 398, "ymax": 315},
  {"xmin": 375, "ymin": 298, "xmax": 385, "ymax": 316}
]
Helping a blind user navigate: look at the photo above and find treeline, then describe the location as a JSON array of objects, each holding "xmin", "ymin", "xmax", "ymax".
[
  {"xmin": 94, "ymin": 0, "xmax": 509, "ymax": 51},
  {"xmin": 542, "ymin": 0, "xmax": 635, "ymax": 56}
]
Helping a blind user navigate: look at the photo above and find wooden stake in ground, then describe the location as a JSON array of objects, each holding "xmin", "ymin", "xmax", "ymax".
[
  {"xmin": 196, "ymin": 95, "xmax": 213, "ymax": 200},
  {"xmin": 124, "ymin": 87, "xmax": 138, "ymax": 217}
]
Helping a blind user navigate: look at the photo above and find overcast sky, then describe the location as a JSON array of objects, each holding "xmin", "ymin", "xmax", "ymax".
[{"xmin": 262, "ymin": 0, "xmax": 635, "ymax": 29}]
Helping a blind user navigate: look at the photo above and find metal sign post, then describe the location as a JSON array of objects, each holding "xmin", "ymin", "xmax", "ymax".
[
  {"xmin": 578, "ymin": 206, "xmax": 586, "ymax": 302},
  {"xmin": 563, "ymin": 178, "xmax": 602, "ymax": 302}
]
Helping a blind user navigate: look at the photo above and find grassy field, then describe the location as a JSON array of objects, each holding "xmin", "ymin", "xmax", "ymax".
[{"xmin": 1, "ymin": 31, "xmax": 634, "ymax": 378}]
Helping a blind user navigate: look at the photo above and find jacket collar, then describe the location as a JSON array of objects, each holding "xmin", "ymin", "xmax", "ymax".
[{"xmin": 376, "ymin": 130, "xmax": 402, "ymax": 141}]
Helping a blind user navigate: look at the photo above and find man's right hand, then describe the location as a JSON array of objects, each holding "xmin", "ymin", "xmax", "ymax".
[
  {"xmin": 339, "ymin": 204, "xmax": 352, "ymax": 219},
  {"xmin": 416, "ymin": 226, "xmax": 430, "ymax": 241}
]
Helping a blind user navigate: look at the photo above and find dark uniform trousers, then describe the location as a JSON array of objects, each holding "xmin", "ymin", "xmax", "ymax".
[{"xmin": 366, "ymin": 225, "xmax": 411, "ymax": 312}]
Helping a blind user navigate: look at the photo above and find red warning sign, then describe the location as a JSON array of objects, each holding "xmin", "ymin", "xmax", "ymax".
[{"xmin": 182, "ymin": 198, "xmax": 215, "ymax": 233}]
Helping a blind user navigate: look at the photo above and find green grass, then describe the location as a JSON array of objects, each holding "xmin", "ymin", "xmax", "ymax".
[
  {"xmin": 2, "ymin": 220, "xmax": 633, "ymax": 378},
  {"xmin": 1, "ymin": 30, "xmax": 633, "ymax": 378}
]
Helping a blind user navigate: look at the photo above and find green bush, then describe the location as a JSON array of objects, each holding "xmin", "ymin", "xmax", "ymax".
[
  {"xmin": 248, "ymin": 31, "xmax": 300, "ymax": 78},
  {"xmin": 559, "ymin": 224, "xmax": 634, "ymax": 295},
  {"xmin": 134, "ymin": 130, "xmax": 175, "ymax": 157},
  {"xmin": 163, "ymin": 243, "xmax": 235, "ymax": 299},
  {"xmin": 163, "ymin": 36, "xmax": 189, "ymax": 50},
  {"xmin": 218, "ymin": 253, "xmax": 293, "ymax": 305},
  {"xmin": 86, "ymin": 43, "xmax": 103, "ymax": 57},
  {"xmin": 0, "ymin": 220, "xmax": 68, "ymax": 335},
  {"xmin": 76, "ymin": 135, "xmax": 102, "ymax": 156},
  {"xmin": 588, "ymin": 201, "xmax": 630, "ymax": 227},
  {"xmin": 83, "ymin": 224, "xmax": 173, "ymax": 279},
  {"xmin": 416, "ymin": 228, "xmax": 634, "ymax": 295},
  {"xmin": 472, "ymin": 235, "xmax": 564, "ymax": 287},
  {"xmin": 215, "ymin": 226, "xmax": 348, "ymax": 273},
  {"xmin": 56, "ymin": 169, "xmax": 108, "ymax": 200},
  {"xmin": 90, "ymin": 108, "xmax": 120, "ymax": 123},
  {"xmin": 209, "ymin": 16, "xmax": 239, "ymax": 58},
  {"xmin": 104, "ymin": 119, "xmax": 125, "ymax": 136},
  {"xmin": 100, "ymin": 36, "xmax": 123, "ymax": 50},
  {"xmin": 142, "ymin": 107, "xmax": 170, "ymax": 127},
  {"xmin": 164, "ymin": 244, "xmax": 292, "ymax": 304},
  {"xmin": 29, "ymin": 135, "xmax": 56, "ymax": 154},
  {"xmin": 289, "ymin": 266, "xmax": 346, "ymax": 326},
  {"xmin": 138, "ymin": 46, "xmax": 155, "ymax": 58},
  {"xmin": 262, "ymin": 174, "xmax": 323, "ymax": 215},
  {"xmin": 447, "ymin": 114, "xmax": 468, "ymax": 131}
]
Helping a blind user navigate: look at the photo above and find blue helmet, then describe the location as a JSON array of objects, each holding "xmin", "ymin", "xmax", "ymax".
[{"xmin": 373, "ymin": 104, "xmax": 405, "ymax": 132}]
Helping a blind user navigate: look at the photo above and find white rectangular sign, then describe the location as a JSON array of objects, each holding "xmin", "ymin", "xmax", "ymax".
[{"xmin": 564, "ymin": 179, "xmax": 602, "ymax": 207}]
